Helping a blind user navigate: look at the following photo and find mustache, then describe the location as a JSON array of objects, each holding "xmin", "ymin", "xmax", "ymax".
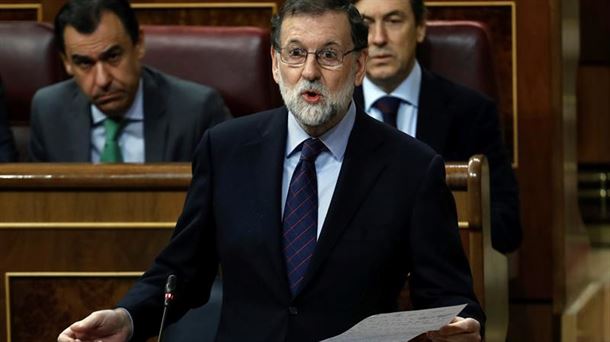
[
  {"xmin": 368, "ymin": 47, "xmax": 394, "ymax": 58},
  {"xmin": 294, "ymin": 80, "xmax": 328, "ymax": 97}
]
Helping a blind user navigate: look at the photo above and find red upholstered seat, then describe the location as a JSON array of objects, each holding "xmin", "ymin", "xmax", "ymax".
[
  {"xmin": 0, "ymin": 21, "xmax": 498, "ymax": 160},
  {"xmin": 141, "ymin": 25, "xmax": 282, "ymax": 117},
  {"xmin": 0, "ymin": 21, "xmax": 66, "ymax": 160},
  {"xmin": 0, "ymin": 21, "xmax": 66, "ymax": 124},
  {"xmin": 418, "ymin": 21, "xmax": 499, "ymax": 101}
]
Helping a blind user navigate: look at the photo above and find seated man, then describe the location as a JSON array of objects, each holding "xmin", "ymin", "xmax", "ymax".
[
  {"xmin": 0, "ymin": 78, "xmax": 18, "ymax": 162},
  {"xmin": 354, "ymin": 0, "xmax": 521, "ymax": 254},
  {"xmin": 58, "ymin": 1, "xmax": 483, "ymax": 341},
  {"xmin": 29, "ymin": 0, "xmax": 229, "ymax": 163}
]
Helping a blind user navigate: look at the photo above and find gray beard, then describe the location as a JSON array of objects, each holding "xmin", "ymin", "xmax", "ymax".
[{"xmin": 278, "ymin": 73, "xmax": 354, "ymax": 128}]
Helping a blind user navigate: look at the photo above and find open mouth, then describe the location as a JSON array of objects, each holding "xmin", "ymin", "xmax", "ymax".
[{"xmin": 301, "ymin": 90, "xmax": 322, "ymax": 104}]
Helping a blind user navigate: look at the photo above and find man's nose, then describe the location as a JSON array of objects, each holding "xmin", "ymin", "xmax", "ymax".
[
  {"xmin": 370, "ymin": 22, "xmax": 388, "ymax": 46},
  {"xmin": 300, "ymin": 53, "xmax": 322, "ymax": 81},
  {"xmin": 93, "ymin": 63, "xmax": 112, "ymax": 88}
]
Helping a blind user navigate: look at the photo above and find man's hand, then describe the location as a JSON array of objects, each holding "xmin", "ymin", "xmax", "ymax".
[
  {"xmin": 57, "ymin": 308, "xmax": 132, "ymax": 342},
  {"xmin": 425, "ymin": 316, "xmax": 481, "ymax": 342}
]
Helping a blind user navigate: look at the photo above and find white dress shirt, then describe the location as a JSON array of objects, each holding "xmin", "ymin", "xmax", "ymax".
[
  {"xmin": 282, "ymin": 101, "xmax": 356, "ymax": 238},
  {"xmin": 362, "ymin": 61, "xmax": 422, "ymax": 137},
  {"xmin": 91, "ymin": 80, "xmax": 145, "ymax": 163}
]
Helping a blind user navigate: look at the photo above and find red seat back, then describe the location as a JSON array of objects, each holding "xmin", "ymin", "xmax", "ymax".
[
  {"xmin": 418, "ymin": 21, "xmax": 499, "ymax": 101},
  {"xmin": 142, "ymin": 25, "xmax": 282, "ymax": 117}
]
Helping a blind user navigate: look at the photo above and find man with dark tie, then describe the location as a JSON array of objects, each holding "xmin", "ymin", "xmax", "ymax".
[
  {"xmin": 353, "ymin": 0, "xmax": 522, "ymax": 254},
  {"xmin": 29, "ymin": 0, "xmax": 229, "ymax": 163},
  {"xmin": 58, "ymin": 1, "xmax": 483, "ymax": 341}
]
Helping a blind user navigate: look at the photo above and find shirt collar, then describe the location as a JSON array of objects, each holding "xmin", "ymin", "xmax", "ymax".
[
  {"xmin": 91, "ymin": 78, "xmax": 144, "ymax": 125},
  {"xmin": 285, "ymin": 100, "xmax": 356, "ymax": 162},
  {"xmin": 362, "ymin": 61, "xmax": 421, "ymax": 112}
]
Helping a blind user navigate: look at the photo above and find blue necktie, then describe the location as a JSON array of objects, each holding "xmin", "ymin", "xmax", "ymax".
[
  {"xmin": 283, "ymin": 138, "xmax": 326, "ymax": 296},
  {"xmin": 373, "ymin": 96, "xmax": 402, "ymax": 128}
]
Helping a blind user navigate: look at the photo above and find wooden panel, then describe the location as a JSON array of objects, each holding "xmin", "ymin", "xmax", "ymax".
[
  {"xmin": 7, "ymin": 274, "xmax": 139, "ymax": 342},
  {"xmin": 561, "ymin": 249, "xmax": 610, "ymax": 342},
  {"xmin": 507, "ymin": 303, "xmax": 554, "ymax": 341},
  {"xmin": 1, "ymin": 229, "xmax": 171, "ymax": 341},
  {"xmin": 132, "ymin": 3, "xmax": 277, "ymax": 27},
  {"xmin": 9, "ymin": 0, "xmax": 284, "ymax": 25},
  {"xmin": 579, "ymin": 0, "xmax": 610, "ymax": 63},
  {"xmin": 577, "ymin": 66, "xmax": 610, "ymax": 163},
  {"xmin": 0, "ymin": 4, "xmax": 40, "ymax": 21},
  {"xmin": 511, "ymin": 0, "xmax": 558, "ymax": 305},
  {"xmin": 562, "ymin": 282, "xmax": 610, "ymax": 342},
  {"xmin": 0, "ymin": 164, "xmax": 186, "ymax": 341}
]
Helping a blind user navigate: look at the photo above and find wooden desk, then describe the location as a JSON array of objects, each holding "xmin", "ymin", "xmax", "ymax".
[
  {"xmin": 0, "ymin": 160, "xmax": 507, "ymax": 341},
  {"xmin": 0, "ymin": 164, "xmax": 188, "ymax": 341}
]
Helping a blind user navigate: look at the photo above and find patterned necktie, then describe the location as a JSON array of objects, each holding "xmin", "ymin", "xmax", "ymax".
[
  {"xmin": 283, "ymin": 138, "xmax": 326, "ymax": 296},
  {"xmin": 373, "ymin": 96, "xmax": 402, "ymax": 128},
  {"xmin": 100, "ymin": 118, "xmax": 123, "ymax": 163}
]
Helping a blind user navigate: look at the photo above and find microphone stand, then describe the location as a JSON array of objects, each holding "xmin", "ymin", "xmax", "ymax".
[{"xmin": 158, "ymin": 274, "xmax": 176, "ymax": 342}]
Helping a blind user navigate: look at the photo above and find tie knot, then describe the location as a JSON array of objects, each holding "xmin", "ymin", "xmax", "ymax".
[
  {"xmin": 104, "ymin": 117, "xmax": 123, "ymax": 141},
  {"xmin": 300, "ymin": 138, "xmax": 325, "ymax": 162},
  {"xmin": 373, "ymin": 96, "xmax": 402, "ymax": 116}
]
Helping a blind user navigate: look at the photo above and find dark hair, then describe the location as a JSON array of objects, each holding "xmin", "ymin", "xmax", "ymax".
[
  {"xmin": 271, "ymin": 0, "xmax": 368, "ymax": 52},
  {"xmin": 351, "ymin": 0, "xmax": 427, "ymax": 25},
  {"xmin": 54, "ymin": 0, "xmax": 139, "ymax": 54},
  {"xmin": 411, "ymin": 0, "xmax": 426, "ymax": 25}
]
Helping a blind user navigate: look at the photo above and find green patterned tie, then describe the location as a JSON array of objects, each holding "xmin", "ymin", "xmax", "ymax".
[{"xmin": 100, "ymin": 118, "xmax": 123, "ymax": 163}]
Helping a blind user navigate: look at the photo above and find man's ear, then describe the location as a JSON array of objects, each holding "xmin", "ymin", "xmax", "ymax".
[
  {"xmin": 416, "ymin": 21, "xmax": 426, "ymax": 44},
  {"xmin": 271, "ymin": 47, "xmax": 280, "ymax": 84},
  {"xmin": 136, "ymin": 28, "xmax": 146, "ymax": 59},
  {"xmin": 61, "ymin": 53, "xmax": 74, "ymax": 76},
  {"xmin": 353, "ymin": 48, "xmax": 368, "ymax": 87}
]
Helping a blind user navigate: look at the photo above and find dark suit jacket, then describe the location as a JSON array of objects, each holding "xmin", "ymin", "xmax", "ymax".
[
  {"xmin": 118, "ymin": 107, "xmax": 484, "ymax": 341},
  {"xmin": 0, "ymin": 80, "xmax": 18, "ymax": 162},
  {"xmin": 355, "ymin": 68, "xmax": 521, "ymax": 254},
  {"xmin": 28, "ymin": 66, "xmax": 229, "ymax": 162}
]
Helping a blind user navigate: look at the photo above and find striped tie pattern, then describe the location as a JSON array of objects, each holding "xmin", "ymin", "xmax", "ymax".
[
  {"xmin": 373, "ymin": 96, "xmax": 402, "ymax": 128},
  {"xmin": 283, "ymin": 138, "xmax": 326, "ymax": 296}
]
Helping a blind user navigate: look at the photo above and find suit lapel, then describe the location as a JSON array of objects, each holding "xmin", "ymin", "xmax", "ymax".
[
  {"xmin": 239, "ymin": 108, "xmax": 289, "ymax": 289},
  {"xmin": 142, "ymin": 69, "xmax": 168, "ymax": 162},
  {"xmin": 299, "ymin": 111, "xmax": 388, "ymax": 293},
  {"xmin": 69, "ymin": 88, "xmax": 92, "ymax": 161},
  {"xmin": 416, "ymin": 69, "xmax": 452, "ymax": 154}
]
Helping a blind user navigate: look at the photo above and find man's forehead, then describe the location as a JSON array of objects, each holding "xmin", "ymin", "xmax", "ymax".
[
  {"xmin": 63, "ymin": 18, "xmax": 130, "ymax": 57},
  {"xmin": 279, "ymin": 11, "xmax": 351, "ymax": 47},
  {"xmin": 357, "ymin": 0, "xmax": 411, "ymax": 16}
]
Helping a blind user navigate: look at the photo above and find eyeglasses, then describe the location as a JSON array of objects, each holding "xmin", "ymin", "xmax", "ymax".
[{"xmin": 277, "ymin": 46, "xmax": 357, "ymax": 69}]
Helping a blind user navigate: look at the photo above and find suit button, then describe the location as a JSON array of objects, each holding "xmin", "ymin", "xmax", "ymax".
[{"xmin": 288, "ymin": 306, "xmax": 298, "ymax": 315}]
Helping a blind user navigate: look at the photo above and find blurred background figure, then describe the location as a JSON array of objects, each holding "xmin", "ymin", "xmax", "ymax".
[{"xmin": 29, "ymin": 0, "xmax": 230, "ymax": 163}]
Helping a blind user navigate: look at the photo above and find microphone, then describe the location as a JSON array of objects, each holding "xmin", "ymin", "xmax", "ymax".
[{"xmin": 157, "ymin": 274, "xmax": 176, "ymax": 342}]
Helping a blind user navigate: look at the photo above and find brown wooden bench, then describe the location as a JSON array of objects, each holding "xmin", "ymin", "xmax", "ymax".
[
  {"xmin": 0, "ymin": 158, "xmax": 507, "ymax": 341},
  {"xmin": 446, "ymin": 154, "xmax": 508, "ymax": 342}
]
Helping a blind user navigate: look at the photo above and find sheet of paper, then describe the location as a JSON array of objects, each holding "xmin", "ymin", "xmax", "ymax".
[{"xmin": 321, "ymin": 304, "xmax": 467, "ymax": 342}]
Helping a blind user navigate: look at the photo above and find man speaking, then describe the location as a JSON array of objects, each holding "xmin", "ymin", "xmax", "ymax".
[{"xmin": 58, "ymin": 1, "xmax": 483, "ymax": 341}]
